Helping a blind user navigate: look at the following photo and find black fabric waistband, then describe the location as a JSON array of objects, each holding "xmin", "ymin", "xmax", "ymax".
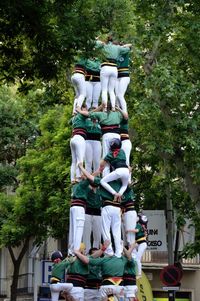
[
  {"xmin": 121, "ymin": 206, "xmax": 135, "ymax": 213},
  {"xmin": 86, "ymin": 133, "xmax": 102, "ymax": 141},
  {"xmin": 85, "ymin": 75, "xmax": 100, "ymax": 82},
  {"xmin": 118, "ymin": 73, "xmax": 129, "ymax": 78},
  {"xmin": 85, "ymin": 278, "xmax": 101, "ymax": 289},
  {"xmin": 101, "ymin": 61, "xmax": 117, "ymax": 67},
  {"xmin": 112, "ymin": 162, "xmax": 128, "ymax": 169},
  {"xmin": 72, "ymin": 128, "xmax": 87, "ymax": 139},
  {"xmin": 67, "ymin": 274, "xmax": 87, "ymax": 287},
  {"xmin": 102, "ymin": 201, "xmax": 121, "ymax": 208},
  {"xmin": 123, "ymin": 274, "xmax": 136, "ymax": 286},
  {"xmin": 71, "ymin": 199, "xmax": 86, "ymax": 208},
  {"xmin": 85, "ymin": 207, "xmax": 101, "ymax": 215},
  {"xmin": 101, "ymin": 125, "xmax": 120, "ymax": 135}
]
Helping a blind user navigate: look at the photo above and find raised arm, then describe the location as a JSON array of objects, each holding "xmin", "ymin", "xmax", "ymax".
[
  {"xmin": 78, "ymin": 163, "xmax": 95, "ymax": 182},
  {"xmin": 123, "ymin": 242, "xmax": 137, "ymax": 260},
  {"xmin": 76, "ymin": 106, "xmax": 89, "ymax": 116},
  {"xmin": 74, "ymin": 251, "xmax": 89, "ymax": 264},
  {"xmin": 115, "ymin": 106, "xmax": 128, "ymax": 119},
  {"xmin": 91, "ymin": 240, "xmax": 110, "ymax": 258}
]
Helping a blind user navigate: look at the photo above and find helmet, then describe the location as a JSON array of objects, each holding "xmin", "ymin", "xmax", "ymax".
[
  {"xmin": 51, "ymin": 250, "xmax": 63, "ymax": 262},
  {"xmin": 139, "ymin": 215, "xmax": 148, "ymax": 225},
  {"xmin": 110, "ymin": 138, "xmax": 122, "ymax": 151}
]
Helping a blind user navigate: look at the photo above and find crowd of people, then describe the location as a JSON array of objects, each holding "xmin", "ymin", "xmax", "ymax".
[{"xmin": 49, "ymin": 35, "xmax": 148, "ymax": 301}]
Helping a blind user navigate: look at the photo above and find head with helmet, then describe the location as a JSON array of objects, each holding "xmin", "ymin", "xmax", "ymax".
[
  {"xmin": 110, "ymin": 138, "xmax": 122, "ymax": 151},
  {"xmin": 138, "ymin": 214, "xmax": 148, "ymax": 225},
  {"xmin": 51, "ymin": 250, "xmax": 63, "ymax": 263}
]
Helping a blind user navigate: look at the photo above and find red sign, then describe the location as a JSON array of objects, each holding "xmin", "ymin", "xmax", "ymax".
[{"xmin": 160, "ymin": 265, "xmax": 182, "ymax": 286}]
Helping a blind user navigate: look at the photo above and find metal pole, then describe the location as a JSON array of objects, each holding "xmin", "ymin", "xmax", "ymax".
[{"xmin": 166, "ymin": 183, "xmax": 175, "ymax": 301}]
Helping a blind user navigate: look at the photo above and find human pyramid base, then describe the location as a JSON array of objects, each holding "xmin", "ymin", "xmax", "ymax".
[{"xmin": 50, "ymin": 34, "xmax": 148, "ymax": 301}]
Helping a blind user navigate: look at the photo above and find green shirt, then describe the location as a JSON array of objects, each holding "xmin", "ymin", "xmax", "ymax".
[
  {"xmin": 85, "ymin": 58, "xmax": 101, "ymax": 72},
  {"xmin": 124, "ymin": 259, "xmax": 136, "ymax": 276},
  {"xmin": 71, "ymin": 113, "xmax": 87, "ymax": 130},
  {"xmin": 51, "ymin": 259, "xmax": 70, "ymax": 280},
  {"xmin": 67, "ymin": 258, "xmax": 89, "ymax": 276},
  {"xmin": 99, "ymin": 180, "xmax": 122, "ymax": 201},
  {"xmin": 120, "ymin": 118, "xmax": 129, "ymax": 133},
  {"xmin": 117, "ymin": 51, "xmax": 130, "ymax": 69},
  {"xmin": 104, "ymin": 149, "xmax": 127, "ymax": 169},
  {"xmin": 136, "ymin": 223, "xmax": 146, "ymax": 241},
  {"xmin": 86, "ymin": 188, "xmax": 102, "ymax": 209},
  {"xmin": 89, "ymin": 111, "xmax": 123, "ymax": 126},
  {"xmin": 89, "ymin": 256, "xmax": 128, "ymax": 277},
  {"xmin": 85, "ymin": 118, "xmax": 102, "ymax": 135},
  {"xmin": 87, "ymin": 255, "xmax": 102, "ymax": 281},
  {"xmin": 96, "ymin": 41, "xmax": 130, "ymax": 60},
  {"xmin": 121, "ymin": 186, "xmax": 135, "ymax": 205},
  {"xmin": 72, "ymin": 179, "xmax": 91, "ymax": 200}
]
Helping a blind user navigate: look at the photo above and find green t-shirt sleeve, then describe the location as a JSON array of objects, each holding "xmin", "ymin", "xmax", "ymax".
[
  {"xmin": 95, "ymin": 40, "xmax": 104, "ymax": 49},
  {"xmin": 89, "ymin": 112, "xmax": 101, "ymax": 120},
  {"xmin": 79, "ymin": 179, "xmax": 90, "ymax": 188},
  {"xmin": 104, "ymin": 152, "xmax": 112, "ymax": 162},
  {"xmin": 94, "ymin": 176, "xmax": 101, "ymax": 186},
  {"xmin": 119, "ymin": 46, "xmax": 130, "ymax": 55},
  {"xmin": 89, "ymin": 257, "xmax": 103, "ymax": 266}
]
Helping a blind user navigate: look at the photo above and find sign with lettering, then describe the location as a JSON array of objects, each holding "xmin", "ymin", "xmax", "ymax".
[
  {"xmin": 137, "ymin": 271, "xmax": 153, "ymax": 301},
  {"xmin": 143, "ymin": 210, "xmax": 167, "ymax": 251},
  {"xmin": 41, "ymin": 260, "xmax": 53, "ymax": 285}
]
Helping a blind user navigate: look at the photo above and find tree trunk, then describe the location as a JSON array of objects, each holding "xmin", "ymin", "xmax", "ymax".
[{"xmin": 8, "ymin": 237, "xmax": 30, "ymax": 301}]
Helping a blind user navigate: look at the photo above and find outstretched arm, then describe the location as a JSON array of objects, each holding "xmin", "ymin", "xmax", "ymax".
[
  {"xmin": 78, "ymin": 163, "xmax": 95, "ymax": 182},
  {"xmin": 98, "ymin": 159, "xmax": 107, "ymax": 173}
]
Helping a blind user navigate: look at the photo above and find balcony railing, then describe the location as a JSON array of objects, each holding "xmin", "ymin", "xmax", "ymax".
[{"xmin": 142, "ymin": 251, "xmax": 200, "ymax": 266}]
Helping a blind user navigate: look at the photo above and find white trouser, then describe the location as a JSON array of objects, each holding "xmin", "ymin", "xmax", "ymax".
[
  {"xmin": 121, "ymin": 139, "xmax": 132, "ymax": 183},
  {"xmin": 100, "ymin": 285, "xmax": 124, "ymax": 299},
  {"xmin": 100, "ymin": 168, "xmax": 129, "ymax": 196},
  {"xmin": 84, "ymin": 288, "xmax": 101, "ymax": 301},
  {"xmin": 122, "ymin": 210, "xmax": 137, "ymax": 246},
  {"xmin": 68, "ymin": 206, "xmax": 85, "ymax": 255},
  {"xmin": 100, "ymin": 66, "xmax": 117, "ymax": 109},
  {"xmin": 115, "ymin": 77, "xmax": 130, "ymax": 113},
  {"xmin": 124, "ymin": 285, "xmax": 138, "ymax": 300},
  {"xmin": 70, "ymin": 135, "xmax": 86, "ymax": 182},
  {"xmin": 136, "ymin": 242, "xmax": 147, "ymax": 276},
  {"xmin": 71, "ymin": 73, "xmax": 86, "ymax": 113},
  {"xmin": 102, "ymin": 132, "xmax": 120, "ymax": 176},
  {"xmin": 50, "ymin": 283, "xmax": 73, "ymax": 301},
  {"xmin": 71, "ymin": 286, "xmax": 85, "ymax": 301},
  {"xmin": 82, "ymin": 214, "xmax": 102, "ymax": 254},
  {"xmin": 86, "ymin": 81, "xmax": 101, "ymax": 109},
  {"xmin": 101, "ymin": 206, "xmax": 122, "ymax": 257},
  {"xmin": 85, "ymin": 140, "xmax": 102, "ymax": 173}
]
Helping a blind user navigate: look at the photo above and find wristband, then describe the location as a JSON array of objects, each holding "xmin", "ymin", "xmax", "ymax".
[{"xmin": 101, "ymin": 245, "xmax": 107, "ymax": 252}]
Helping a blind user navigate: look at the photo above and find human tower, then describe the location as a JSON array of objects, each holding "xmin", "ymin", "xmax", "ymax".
[{"xmin": 50, "ymin": 35, "xmax": 148, "ymax": 301}]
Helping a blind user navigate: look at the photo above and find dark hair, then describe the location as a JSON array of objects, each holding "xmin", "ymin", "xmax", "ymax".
[{"xmin": 89, "ymin": 247, "xmax": 98, "ymax": 255}]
